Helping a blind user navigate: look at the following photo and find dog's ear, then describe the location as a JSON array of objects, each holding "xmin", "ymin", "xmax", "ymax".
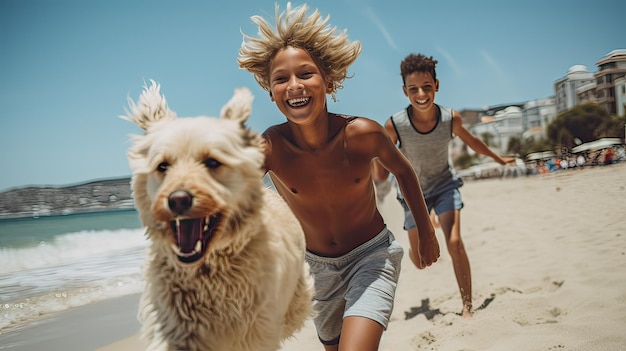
[
  {"xmin": 120, "ymin": 80, "xmax": 177, "ymax": 131},
  {"xmin": 220, "ymin": 87, "xmax": 254, "ymax": 125}
]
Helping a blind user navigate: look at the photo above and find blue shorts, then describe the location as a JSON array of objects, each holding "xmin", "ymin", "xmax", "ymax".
[
  {"xmin": 305, "ymin": 226, "xmax": 404, "ymax": 345},
  {"xmin": 398, "ymin": 187, "xmax": 464, "ymax": 230}
]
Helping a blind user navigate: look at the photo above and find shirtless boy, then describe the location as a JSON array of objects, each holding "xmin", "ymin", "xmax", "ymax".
[{"xmin": 238, "ymin": 4, "xmax": 440, "ymax": 350}]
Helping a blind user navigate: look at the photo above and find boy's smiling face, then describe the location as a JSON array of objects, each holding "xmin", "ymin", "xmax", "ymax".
[
  {"xmin": 403, "ymin": 71, "xmax": 439, "ymax": 113},
  {"xmin": 269, "ymin": 46, "xmax": 333, "ymax": 125}
]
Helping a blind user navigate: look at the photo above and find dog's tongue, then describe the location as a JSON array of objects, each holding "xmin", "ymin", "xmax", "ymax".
[{"xmin": 172, "ymin": 218, "xmax": 203, "ymax": 253}]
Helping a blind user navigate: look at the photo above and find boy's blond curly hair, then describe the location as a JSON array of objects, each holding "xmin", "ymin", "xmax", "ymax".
[{"xmin": 238, "ymin": 2, "xmax": 361, "ymax": 102}]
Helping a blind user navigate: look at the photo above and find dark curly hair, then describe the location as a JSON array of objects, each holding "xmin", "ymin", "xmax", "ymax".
[{"xmin": 400, "ymin": 53, "xmax": 438, "ymax": 86}]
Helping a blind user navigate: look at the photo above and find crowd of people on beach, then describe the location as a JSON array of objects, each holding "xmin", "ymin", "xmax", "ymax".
[
  {"xmin": 456, "ymin": 145, "xmax": 626, "ymax": 181},
  {"xmin": 526, "ymin": 146, "xmax": 625, "ymax": 175}
]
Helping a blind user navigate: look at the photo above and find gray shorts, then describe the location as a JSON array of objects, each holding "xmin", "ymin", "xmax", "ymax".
[{"xmin": 305, "ymin": 226, "xmax": 404, "ymax": 345}]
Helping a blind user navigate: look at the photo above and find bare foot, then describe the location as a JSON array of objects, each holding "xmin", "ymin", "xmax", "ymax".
[{"xmin": 462, "ymin": 305, "xmax": 473, "ymax": 318}]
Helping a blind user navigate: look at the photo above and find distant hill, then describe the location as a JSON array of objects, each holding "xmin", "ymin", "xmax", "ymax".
[{"xmin": 0, "ymin": 177, "xmax": 134, "ymax": 219}]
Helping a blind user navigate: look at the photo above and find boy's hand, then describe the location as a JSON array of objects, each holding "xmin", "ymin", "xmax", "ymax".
[
  {"xmin": 408, "ymin": 231, "xmax": 440, "ymax": 269},
  {"xmin": 418, "ymin": 230, "xmax": 440, "ymax": 268},
  {"xmin": 501, "ymin": 156, "xmax": 517, "ymax": 165}
]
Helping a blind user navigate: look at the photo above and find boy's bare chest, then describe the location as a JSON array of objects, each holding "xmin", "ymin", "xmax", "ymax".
[{"xmin": 270, "ymin": 146, "xmax": 371, "ymax": 196}]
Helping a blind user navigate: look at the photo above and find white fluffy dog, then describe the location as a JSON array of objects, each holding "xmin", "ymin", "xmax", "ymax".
[{"xmin": 122, "ymin": 81, "xmax": 314, "ymax": 351}]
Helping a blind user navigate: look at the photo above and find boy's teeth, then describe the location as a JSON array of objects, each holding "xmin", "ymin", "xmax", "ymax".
[{"xmin": 288, "ymin": 97, "xmax": 309, "ymax": 106}]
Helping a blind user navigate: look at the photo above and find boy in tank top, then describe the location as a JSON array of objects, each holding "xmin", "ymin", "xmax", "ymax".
[{"xmin": 373, "ymin": 53, "xmax": 515, "ymax": 318}]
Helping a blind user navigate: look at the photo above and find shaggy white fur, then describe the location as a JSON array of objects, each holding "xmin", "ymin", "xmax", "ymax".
[{"xmin": 122, "ymin": 81, "xmax": 314, "ymax": 351}]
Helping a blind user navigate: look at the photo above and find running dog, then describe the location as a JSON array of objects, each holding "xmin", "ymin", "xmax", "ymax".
[{"xmin": 121, "ymin": 81, "xmax": 314, "ymax": 351}]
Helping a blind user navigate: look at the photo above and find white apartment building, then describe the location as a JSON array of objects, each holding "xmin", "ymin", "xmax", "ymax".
[
  {"xmin": 614, "ymin": 76, "xmax": 626, "ymax": 117},
  {"xmin": 554, "ymin": 65, "xmax": 595, "ymax": 114},
  {"xmin": 469, "ymin": 106, "xmax": 524, "ymax": 155},
  {"xmin": 522, "ymin": 97, "xmax": 557, "ymax": 141},
  {"xmin": 576, "ymin": 82, "xmax": 598, "ymax": 105},
  {"xmin": 594, "ymin": 49, "xmax": 626, "ymax": 115}
]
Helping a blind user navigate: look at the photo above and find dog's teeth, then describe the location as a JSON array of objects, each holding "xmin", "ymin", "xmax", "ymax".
[
  {"xmin": 171, "ymin": 243, "xmax": 183, "ymax": 256},
  {"xmin": 171, "ymin": 241, "xmax": 202, "ymax": 258},
  {"xmin": 176, "ymin": 218, "xmax": 181, "ymax": 243}
]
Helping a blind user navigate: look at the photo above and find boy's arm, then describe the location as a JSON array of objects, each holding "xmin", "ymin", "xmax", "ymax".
[
  {"xmin": 451, "ymin": 111, "xmax": 516, "ymax": 165},
  {"xmin": 394, "ymin": 162, "xmax": 440, "ymax": 268},
  {"xmin": 372, "ymin": 119, "xmax": 394, "ymax": 183},
  {"xmin": 372, "ymin": 157, "xmax": 390, "ymax": 183},
  {"xmin": 372, "ymin": 122, "xmax": 439, "ymax": 268}
]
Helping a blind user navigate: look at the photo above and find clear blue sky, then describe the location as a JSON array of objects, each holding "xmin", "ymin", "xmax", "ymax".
[{"xmin": 1, "ymin": 0, "xmax": 623, "ymax": 191}]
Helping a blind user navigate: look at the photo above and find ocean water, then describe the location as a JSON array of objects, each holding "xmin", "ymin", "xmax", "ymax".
[{"xmin": 0, "ymin": 210, "xmax": 148, "ymax": 333}]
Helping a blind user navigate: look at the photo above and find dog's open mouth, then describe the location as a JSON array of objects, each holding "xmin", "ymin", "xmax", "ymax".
[{"xmin": 169, "ymin": 215, "xmax": 220, "ymax": 264}]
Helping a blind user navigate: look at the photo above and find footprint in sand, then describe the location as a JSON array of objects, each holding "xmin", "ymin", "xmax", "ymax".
[
  {"xmin": 411, "ymin": 331, "xmax": 436, "ymax": 349},
  {"xmin": 509, "ymin": 278, "xmax": 566, "ymax": 326}
]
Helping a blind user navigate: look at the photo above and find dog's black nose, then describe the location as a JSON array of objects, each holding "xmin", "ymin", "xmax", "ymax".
[{"xmin": 168, "ymin": 190, "xmax": 193, "ymax": 214}]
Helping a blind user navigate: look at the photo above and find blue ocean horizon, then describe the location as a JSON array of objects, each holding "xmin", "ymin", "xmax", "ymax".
[{"xmin": 0, "ymin": 210, "xmax": 148, "ymax": 333}]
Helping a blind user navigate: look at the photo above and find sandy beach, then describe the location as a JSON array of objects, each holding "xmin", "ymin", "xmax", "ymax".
[{"xmin": 3, "ymin": 162, "xmax": 625, "ymax": 351}]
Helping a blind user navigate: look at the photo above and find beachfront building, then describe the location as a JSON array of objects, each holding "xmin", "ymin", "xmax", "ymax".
[
  {"xmin": 615, "ymin": 76, "xmax": 626, "ymax": 117},
  {"xmin": 576, "ymin": 82, "xmax": 598, "ymax": 105},
  {"xmin": 469, "ymin": 105, "xmax": 524, "ymax": 155},
  {"xmin": 554, "ymin": 65, "xmax": 595, "ymax": 114},
  {"xmin": 522, "ymin": 97, "xmax": 557, "ymax": 141},
  {"xmin": 594, "ymin": 49, "xmax": 626, "ymax": 116}
]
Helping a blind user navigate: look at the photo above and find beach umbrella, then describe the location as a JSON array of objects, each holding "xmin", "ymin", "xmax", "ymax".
[{"xmin": 571, "ymin": 138, "xmax": 622, "ymax": 153}]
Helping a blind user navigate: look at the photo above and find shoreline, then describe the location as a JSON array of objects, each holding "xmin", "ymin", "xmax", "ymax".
[
  {"xmin": 0, "ymin": 294, "xmax": 141, "ymax": 351},
  {"xmin": 0, "ymin": 207, "xmax": 138, "ymax": 222}
]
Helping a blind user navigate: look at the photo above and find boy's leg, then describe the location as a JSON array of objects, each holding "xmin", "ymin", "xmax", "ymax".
[
  {"xmin": 342, "ymin": 228, "xmax": 403, "ymax": 350},
  {"xmin": 437, "ymin": 209, "xmax": 472, "ymax": 317},
  {"xmin": 428, "ymin": 187, "xmax": 471, "ymax": 317},
  {"xmin": 308, "ymin": 228, "xmax": 402, "ymax": 349},
  {"xmin": 338, "ymin": 316, "xmax": 384, "ymax": 351}
]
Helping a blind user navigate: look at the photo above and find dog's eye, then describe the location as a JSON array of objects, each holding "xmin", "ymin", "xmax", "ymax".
[
  {"xmin": 156, "ymin": 162, "xmax": 169, "ymax": 173},
  {"xmin": 204, "ymin": 158, "xmax": 221, "ymax": 169}
]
